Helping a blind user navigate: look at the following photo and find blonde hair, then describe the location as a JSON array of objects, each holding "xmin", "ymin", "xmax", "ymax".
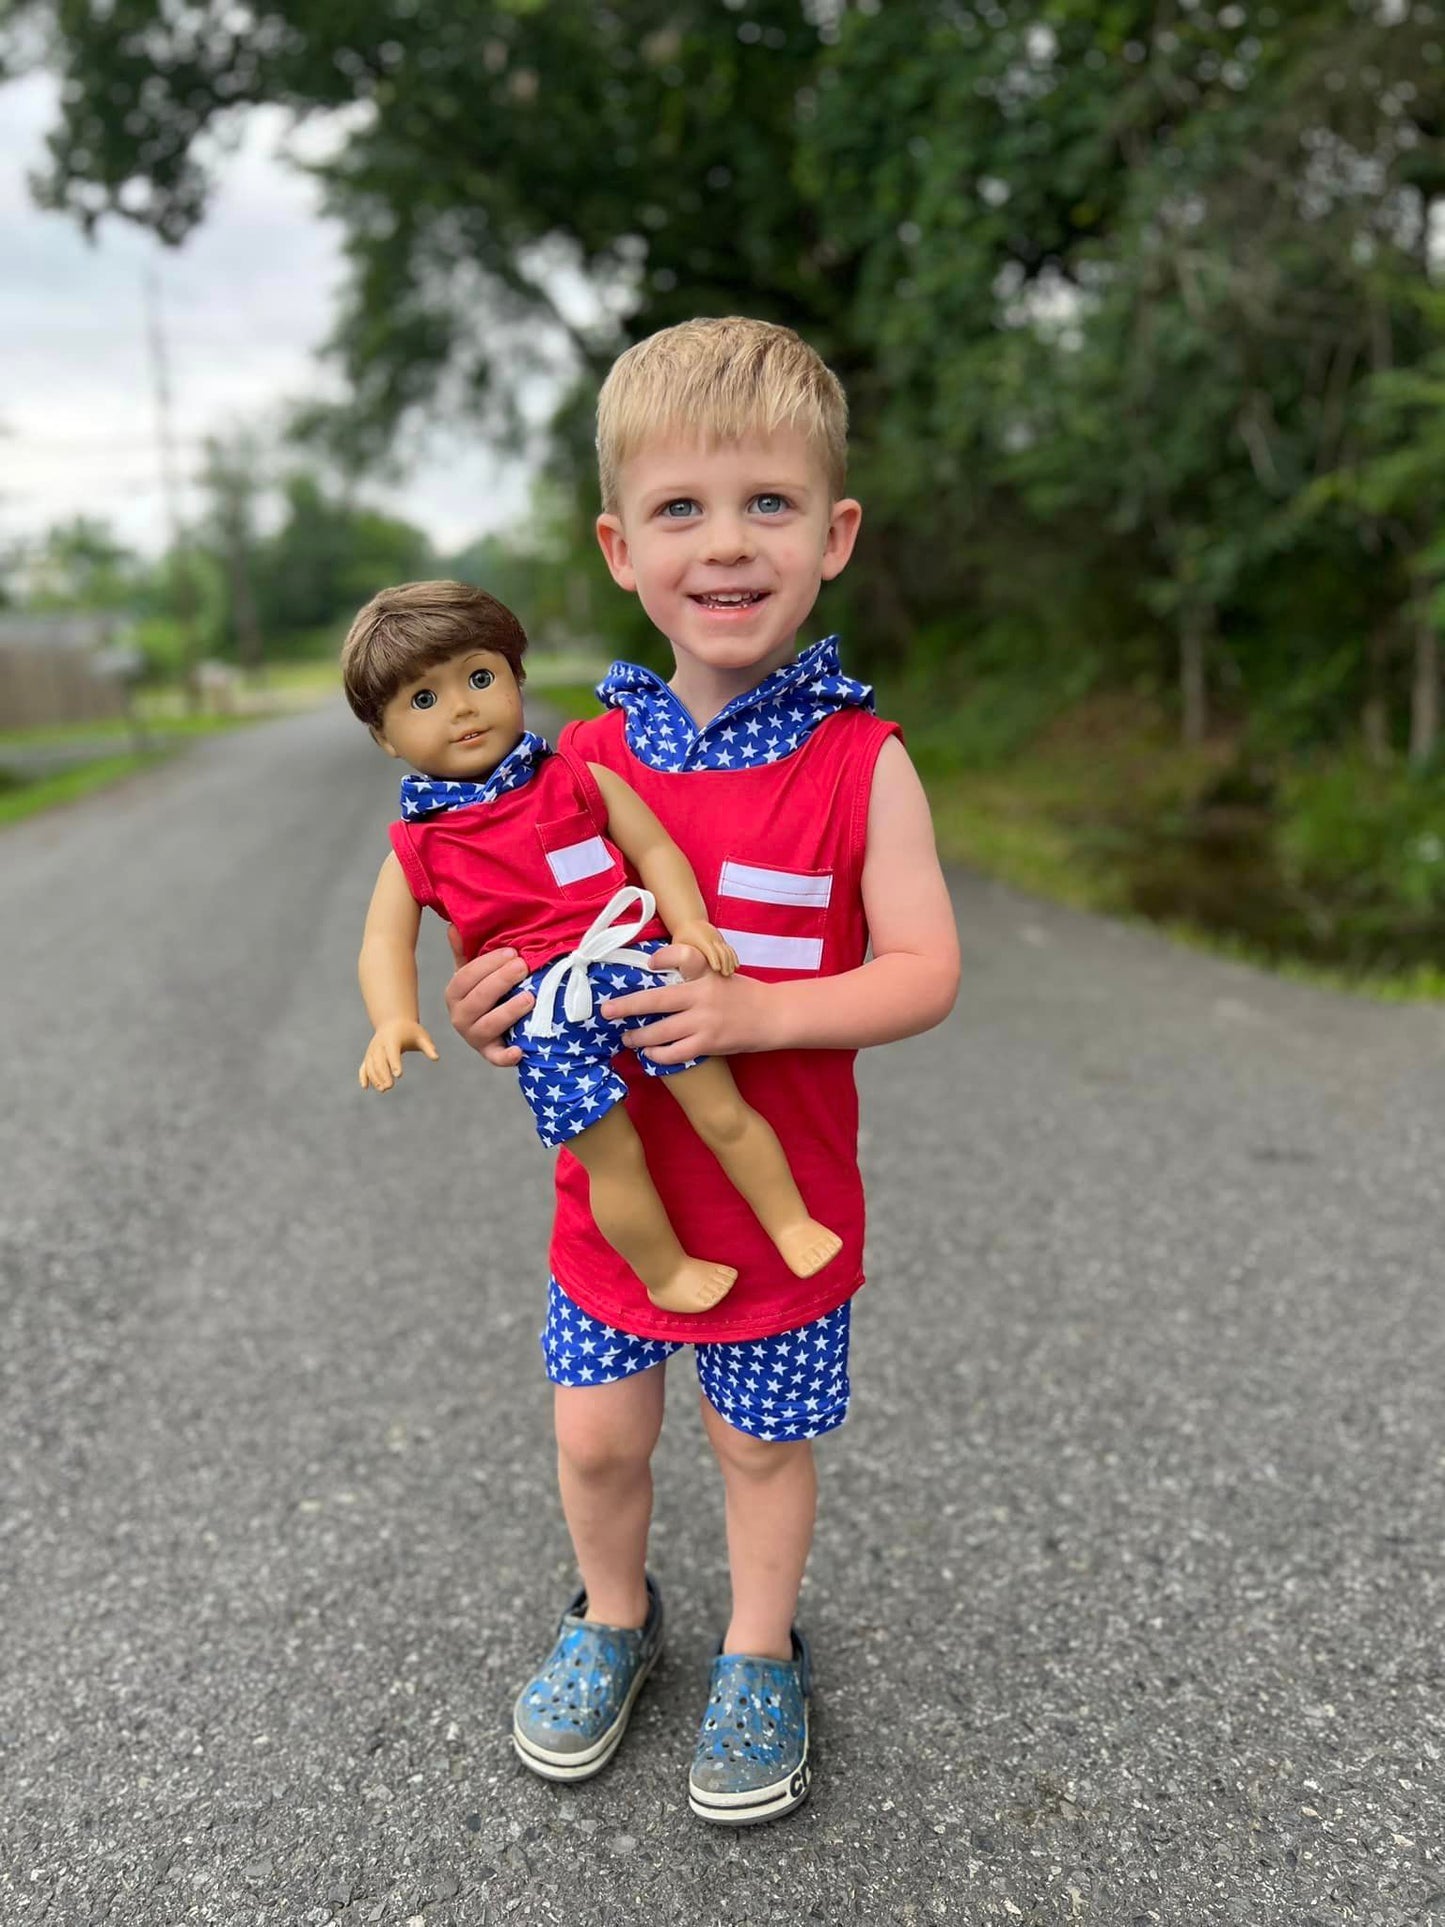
[
  {"xmin": 340, "ymin": 579, "xmax": 527, "ymax": 732},
  {"xmin": 596, "ymin": 316, "xmax": 848, "ymax": 512}
]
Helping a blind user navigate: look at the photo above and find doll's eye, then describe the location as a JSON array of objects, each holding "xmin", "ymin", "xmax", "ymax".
[
  {"xmin": 410, "ymin": 689, "xmax": 437, "ymax": 710},
  {"xmin": 469, "ymin": 668, "xmax": 495, "ymax": 690}
]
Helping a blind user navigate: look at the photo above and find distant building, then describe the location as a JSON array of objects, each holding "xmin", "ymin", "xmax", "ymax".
[{"xmin": 0, "ymin": 612, "xmax": 129, "ymax": 731}]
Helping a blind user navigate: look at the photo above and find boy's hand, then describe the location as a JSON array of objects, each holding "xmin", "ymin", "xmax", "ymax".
[
  {"xmin": 601, "ymin": 965, "xmax": 778, "ymax": 1062},
  {"xmin": 443, "ymin": 928, "xmax": 532, "ymax": 1067},
  {"xmin": 669, "ymin": 919, "xmax": 737, "ymax": 977},
  {"xmin": 359, "ymin": 1020, "xmax": 439, "ymax": 1091}
]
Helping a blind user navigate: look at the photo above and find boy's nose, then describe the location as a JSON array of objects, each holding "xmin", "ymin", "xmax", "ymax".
[{"xmin": 702, "ymin": 518, "xmax": 754, "ymax": 564}]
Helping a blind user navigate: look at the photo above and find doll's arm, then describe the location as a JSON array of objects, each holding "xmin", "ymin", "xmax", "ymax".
[
  {"xmin": 599, "ymin": 737, "xmax": 960, "ymax": 1058},
  {"xmin": 589, "ymin": 763, "xmax": 738, "ymax": 976},
  {"xmin": 357, "ymin": 852, "xmax": 440, "ymax": 1090}
]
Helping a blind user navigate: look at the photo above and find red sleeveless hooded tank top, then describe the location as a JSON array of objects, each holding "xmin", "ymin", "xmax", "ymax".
[{"xmin": 549, "ymin": 705, "xmax": 901, "ymax": 1342}]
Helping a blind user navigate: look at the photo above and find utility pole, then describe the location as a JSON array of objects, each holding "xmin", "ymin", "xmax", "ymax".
[
  {"xmin": 144, "ymin": 260, "xmax": 203, "ymax": 706},
  {"xmin": 203, "ymin": 432, "xmax": 266, "ymax": 685}
]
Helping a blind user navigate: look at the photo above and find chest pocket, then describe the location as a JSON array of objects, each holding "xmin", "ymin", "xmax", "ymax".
[
  {"xmin": 715, "ymin": 856, "xmax": 832, "ymax": 974},
  {"xmin": 536, "ymin": 810, "xmax": 626, "ymax": 900}
]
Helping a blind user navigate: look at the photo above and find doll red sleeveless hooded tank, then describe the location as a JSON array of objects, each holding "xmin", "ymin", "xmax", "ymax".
[
  {"xmin": 388, "ymin": 745, "xmax": 664, "ymax": 966},
  {"xmin": 549, "ymin": 641, "xmax": 900, "ymax": 1343}
]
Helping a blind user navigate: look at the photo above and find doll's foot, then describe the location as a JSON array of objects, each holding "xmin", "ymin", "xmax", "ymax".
[
  {"xmin": 775, "ymin": 1220, "xmax": 843, "ymax": 1279},
  {"xmin": 647, "ymin": 1259, "xmax": 738, "ymax": 1315}
]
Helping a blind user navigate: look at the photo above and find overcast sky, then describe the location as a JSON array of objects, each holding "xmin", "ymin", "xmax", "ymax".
[{"xmin": 3, "ymin": 73, "xmax": 535, "ymax": 559}]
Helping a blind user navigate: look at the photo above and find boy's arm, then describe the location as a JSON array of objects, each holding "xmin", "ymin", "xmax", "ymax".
[
  {"xmin": 357, "ymin": 852, "xmax": 440, "ymax": 1089},
  {"xmin": 589, "ymin": 763, "xmax": 737, "ymax": 975},
  {"xmin": 600, "ymin": 737, "xmax": 960, "ymax": 1058}
]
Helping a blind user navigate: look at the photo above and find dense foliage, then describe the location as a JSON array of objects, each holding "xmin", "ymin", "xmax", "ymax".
[{"xmin": 7, "ymin": 1, "xmax": 1445, "ymax": 966}]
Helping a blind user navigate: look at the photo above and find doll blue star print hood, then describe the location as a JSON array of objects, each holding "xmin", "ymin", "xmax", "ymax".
[
  {"xmin": 397, "ymin": 729, "xmax": 550, "ymax": 820},
  {"xmin": 595, "ymin": 634, "xmax": 874, "ymax": 774}
]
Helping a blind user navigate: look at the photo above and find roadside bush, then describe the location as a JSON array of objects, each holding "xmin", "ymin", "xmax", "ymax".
[{"xmin": 1277, "ymin": 759, "xmax": 1445, "ymax": 918}]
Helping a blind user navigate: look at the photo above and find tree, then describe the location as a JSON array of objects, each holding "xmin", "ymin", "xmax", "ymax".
[
  {"xmin": 5, "ymin": 1, "xmax": 848, "ymax": 455},
  {"xmin": 253, "ymin": 471, "xmax": 432, "ymax": 645},
  {"xmin": 26, "ymin": 515, "xmax": 141, "ymax": 610},
  {"xmin": 197, "ymin": 429, "xmax": 267, "ymax": 673},
  {"xmin": 801, "ymin": 0, "xmax": 1445, "ymax": 733},
  {"xmin": 14, "ymin": 0, "xmax": 1445, "ymax": 754},
  {"xmin": 1301, "ymin": 332, "xmax": 1445, "ymax": 767}
]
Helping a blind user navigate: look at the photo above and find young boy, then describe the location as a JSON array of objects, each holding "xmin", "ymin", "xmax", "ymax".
[{"xmin": 446, "ymin": 317, "xmax": 959, "ymax": 1823}]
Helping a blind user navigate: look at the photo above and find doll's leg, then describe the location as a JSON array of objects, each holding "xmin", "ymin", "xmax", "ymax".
[
  {"xmin": 660, "ymin": 1060, "xmax": 843, "ymax": 1278},
  {"xmin": 568, "ymin": 1105, "xmax": 737, "ymax": 1315}
]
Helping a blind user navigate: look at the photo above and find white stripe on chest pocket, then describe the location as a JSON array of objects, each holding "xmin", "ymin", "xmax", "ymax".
[
  {"xmin": 546, "ymin": 836, "xmax": 615, "ymax": 887},
  {"xmin": 719, "ymin": 929, "xmax": 824, "ymax": 971},
  {"xmin": 718, "ymin": 859, "xmax": 833, "ymax": 909}
]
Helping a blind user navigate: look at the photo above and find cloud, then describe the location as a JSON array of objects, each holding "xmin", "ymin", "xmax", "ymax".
[{"xmin": 2, "ymin": 75, "xmax": 531, "ymax": 556}]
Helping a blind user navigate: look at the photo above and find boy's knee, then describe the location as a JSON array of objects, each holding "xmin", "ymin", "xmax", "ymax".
[
  {"xmin": 556, "ymin": 1410, "xmax": 656, "ymax": 1483},
  {"xmin": 706, "ymin": 1415, "xmax": 808, "ymax": 1478}
]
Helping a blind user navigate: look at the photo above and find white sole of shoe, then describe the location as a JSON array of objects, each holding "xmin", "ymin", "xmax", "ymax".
[
  {"xmin": 686, "ymin": 1713, "xmax": 811, "ymax": 1825},
  {"xmin": 511, "ymin": 1647, "xmax": 659, "ymax": 1783}
]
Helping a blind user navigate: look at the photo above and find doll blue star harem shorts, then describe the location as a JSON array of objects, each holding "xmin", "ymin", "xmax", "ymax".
[
  {"xmin": 540, "ymin": 1280, "xmax": 852, "ymax": 1441},
  {"xmin": 508, "ymin": 938, "xmax": 703, "ymax": 1150}
]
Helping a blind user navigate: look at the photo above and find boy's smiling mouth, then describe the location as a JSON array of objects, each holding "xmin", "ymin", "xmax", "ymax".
[{"xmin": 691, "ymin": 590, "xmax": 769, "ymax": 610}]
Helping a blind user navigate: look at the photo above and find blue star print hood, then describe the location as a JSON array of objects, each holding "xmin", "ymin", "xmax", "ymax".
[{"xmin": 595, "ymin": 634, "xmax": 875, "ymax": 773}]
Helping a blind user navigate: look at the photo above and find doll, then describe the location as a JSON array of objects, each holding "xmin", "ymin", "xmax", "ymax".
[{"xmin": 344, "ymin": 581, "xmax": 842, "ymax": 1315}]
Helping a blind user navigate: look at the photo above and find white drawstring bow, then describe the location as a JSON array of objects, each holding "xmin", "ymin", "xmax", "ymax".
[{"xmin": 526, "ymin": 886, "xmax": 661, "ymax": 1040}]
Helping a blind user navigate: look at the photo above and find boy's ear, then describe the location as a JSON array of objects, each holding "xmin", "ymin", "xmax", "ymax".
[
  {"xmin": 370, "ymin": 725, "xmax": 401, "ymax": 759},
  {"xmin": 595, "ymin": 512, "xmax": 637, "ymax": 593},
  {"xmin": 820, "ymin": 497, "xmax": 863, "ymax": 582}
]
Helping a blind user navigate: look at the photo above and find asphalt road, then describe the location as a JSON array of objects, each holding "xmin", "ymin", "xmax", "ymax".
[{"xmin": 3, "ymin": 701, "xmax": 1442, "ymax": 1925}]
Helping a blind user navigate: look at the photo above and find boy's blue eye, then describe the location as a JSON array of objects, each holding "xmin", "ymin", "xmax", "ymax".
[
  {"xmin": 660, "ymin": 499, "xmax": 698, "ymax": 518},
  {"xmin": 469, "ymin": 668, "xmax": 495, "ymax": 690},
  {"xmin": 753, "ymin": 494, "xmax": 789, "ymax": 515},
  {"xmin": 411, "ymin": 689, "xmax": 437, "ymax": 710}
]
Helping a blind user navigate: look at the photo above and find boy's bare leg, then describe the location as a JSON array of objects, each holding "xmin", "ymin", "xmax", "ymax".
[
  {"xmin": 568, "ymin": 1104, "xmax": 736, "ymax": 1313},
  {"xmin": 698, "ymin": 1393, "xmax": 816, "ymax": 1660},
  {"xmin": 662, "ymin": 1059, "xmax": 843, "ymax": 1278},
  {"xmin": 555, "ymin": 1369, "xmax": 666, "ymax": 1628}
]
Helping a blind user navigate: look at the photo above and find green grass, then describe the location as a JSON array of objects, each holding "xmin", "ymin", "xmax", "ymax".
[
  {"xmin": 256, "ymin": 659, "xmax": 344, "ymax": 703},
  {"xmin": 0, "ymin": 661, "xmax": 344, "ymax": 826},
  {"xmin": 0, "ymin": 751, "xmax": 169, "ymax": 829},
  {"xmin": 0, "ymin": 710, "xmax": 263, "ymax": 750}
]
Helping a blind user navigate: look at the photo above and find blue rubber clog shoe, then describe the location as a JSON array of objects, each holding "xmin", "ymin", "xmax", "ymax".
[
  {"xmin": 687, "ymin": 1627, "xmax": 812, "ymax": 1825},
  {"xmin": 511, "ymin": 1575, "xmax": 664, "ymax": 1782}
]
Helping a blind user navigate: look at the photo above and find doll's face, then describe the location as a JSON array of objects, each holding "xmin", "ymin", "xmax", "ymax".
[{"xmin": 373, "ymin": 649, "xmax": 525, "ymax": 779}]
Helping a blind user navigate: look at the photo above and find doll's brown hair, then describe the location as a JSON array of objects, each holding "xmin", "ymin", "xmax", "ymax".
[{"xmin": 341, "ymin": 580, "xmax": 528, "ymax": 732}]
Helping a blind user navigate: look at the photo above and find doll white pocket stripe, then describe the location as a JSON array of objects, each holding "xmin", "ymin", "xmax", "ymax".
[
  {"xmin": 718, "ymin": 859, "xmax": 833, "ymax": 910},
  {"xmin": 718, "ymin": 930, "xmax": 824, "ymax": 972},
  {"xmin": 545, "ymin": 834, "xmax": 616, "ymax": 888},
  {"xmin": 528, "ymin": 886, "xmax": 662, "ymax": 1038}
]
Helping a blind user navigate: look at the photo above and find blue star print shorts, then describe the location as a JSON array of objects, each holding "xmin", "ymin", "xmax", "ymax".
[
  {"xmin": 509, "ymin": 942, "xmax": 703, "ymax": 1150},
  {"xmin": 541, "ymin": 1281, "xmax": 853, "ymax": 1441}
]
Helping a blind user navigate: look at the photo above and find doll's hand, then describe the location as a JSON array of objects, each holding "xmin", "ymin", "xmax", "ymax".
[
  {"xmin": 359, "ymin": 1020, "xmax": 439, "ymax": 1091},
  {"xmin": 669, "ymin": 919, "xmax": 738, "ymax": 977},
  {"xmin": 443, "ymin": 927, "xmax": 531, "ymax": 1067},
  {"xmin": 600, "ymin": 966, "xmax": 778, "ymax": 1062}
]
